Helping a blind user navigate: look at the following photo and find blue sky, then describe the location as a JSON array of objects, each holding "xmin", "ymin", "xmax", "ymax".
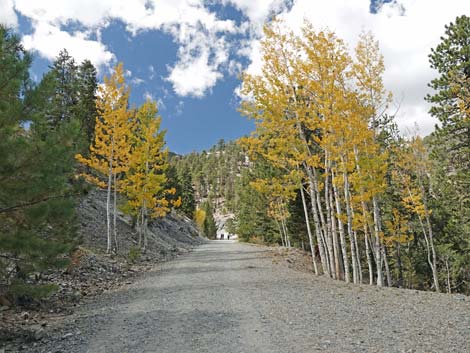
[{"xmin": 1, "ymin": 0, "xmax": 468, "ymax": 154}]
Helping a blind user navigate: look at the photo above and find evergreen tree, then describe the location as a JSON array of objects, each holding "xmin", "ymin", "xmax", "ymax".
[
  {"xmin": 426, "ymin": 15, "xmax": 470, "ymax": 188},
  {"xmin": 0, "ymin": 27, "xmax": 80, "ymax": 301},
  {"xmin": 178, "ymin": 168, "xmax": 196, "ymax": 218},
  {"xmin": 425, "ymin": 15, "xmax": 470, "ymax": 293},
  {"xmin": 201, "ymin": 201, "xmax": 217, "ymax": 239},
  {"xmin": 48, "ymin": 49, "xmax": 79, "ymax": 128},
  {"xmin": 76, "ymin": 59, "xmax": 98, "ymax": 145}
]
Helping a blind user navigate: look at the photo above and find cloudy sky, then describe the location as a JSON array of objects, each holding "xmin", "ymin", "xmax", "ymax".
[{"xmin": 1, "ymin": 0, "xmax": 469, "ymax": 153}]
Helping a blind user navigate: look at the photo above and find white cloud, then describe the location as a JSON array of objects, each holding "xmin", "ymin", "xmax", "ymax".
[
  {"xmin": 143, "ymin": 91, "xmax": 154, "ymax": 101},
  {"xmin": 148, "ymin": 65, "xmax": 155, "ymax": 80},
  {"xmin": 132, "ymin": 77, "xmax": 145, "ymax": 85},
  {"xmin": 168, "ymin": 50, "xmax": 223, "ymax": 98},
  {"xmin": 4, "ymin": 0, "xmax": 469, "ymax": 128},
  {"xmin": 221, "ymin": 0, "xmax": 286, "ymax": 24},
  {"xmin": 22, "ymin": 22, "xmax": 115, "ymax": 69},
  {"xmin": 175, "ymin": 100, "xmax": 184, "ymax": 116},
  {"xmin": 242, "ymin": 0, "xmax": 470, "ymax": 136},
  {"xmin": 166, "ymin": 27, "xmax": 231, "ymax": 97},
  {"xmin": 0, "ymin": 0, "xmax": 17, "ymax": 27},
  {"xmin": 6, "ymin": 0, "xmax": 245, "ymax": 96}
]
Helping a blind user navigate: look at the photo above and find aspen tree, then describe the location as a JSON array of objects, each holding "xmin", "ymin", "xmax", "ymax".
[
  {"xmin": 240, "ymin": 21, "xmax": 392, "ymax": 286},
  {"xmin": 76, "ymin": 63, "xmax": 132, "ymax": 253},
  {"xmin": 393, "ymin": 138, "xmax": 441, "ymax": 292},
  {"xmin": 239, "ymin": 21, "xmax": 330, "ymax": 274},
  {"xmin": 352, "ymin": 32, "xmax": 392, "ymax": 286},
  {"xmin": 122, "ymin": 100, "xmax": 179, "ymax": 250}
]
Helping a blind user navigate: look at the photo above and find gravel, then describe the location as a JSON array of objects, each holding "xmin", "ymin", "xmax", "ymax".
[{"xmin": 12, "ymin": 241, "xmax": 470, "ymax": 353}]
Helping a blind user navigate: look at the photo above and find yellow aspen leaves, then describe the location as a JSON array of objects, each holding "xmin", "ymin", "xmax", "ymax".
[
  {"xmin": 76, "ymin": 62, "xmax": 132, "ymax": 189},
  {"xmin": 122, "ymin": 100, "xmax": 177, "ymax": 220}
]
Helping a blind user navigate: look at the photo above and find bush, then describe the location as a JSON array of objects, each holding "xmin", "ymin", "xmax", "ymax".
[{"xmin": 128, "ymin": 246, "xmax": 141, "ymax": 263}]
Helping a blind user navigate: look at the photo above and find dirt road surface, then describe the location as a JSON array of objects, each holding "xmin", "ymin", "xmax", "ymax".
[{"xmin": 27, "ymin": 241, "xmax": 470, "ymax": 353}]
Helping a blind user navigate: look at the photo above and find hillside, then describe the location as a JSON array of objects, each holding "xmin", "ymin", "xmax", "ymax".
[{"xmin": 1, "ymin": 189, "xmax": 204, "ymax": 348}]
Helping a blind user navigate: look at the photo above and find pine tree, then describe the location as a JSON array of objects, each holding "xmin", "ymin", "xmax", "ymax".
[
  {"xmin": 178, "ymin": 168, "xmax": 196, "ymax": 218},
  {"xmin": 0, "ymin": 26, "xmax": 80, "ymax": 301},
  {"xmin": 201, "ymin": 201, "xmax": 217, "ymax": 239},
  {"xmin": 48, "ymin": 49, "xmax": 79, "ymax": 128},
  {"xmin": 76, "ymin": 59, "xmax": 98, "ymax": 145}
]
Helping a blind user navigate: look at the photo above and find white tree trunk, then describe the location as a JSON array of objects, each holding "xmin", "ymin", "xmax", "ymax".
[
  {"xmin": 322, "ymin": 166, "xmax": 336, "ymax": 279},
  {"xmin": 422, "ymin": 191, "xmax": 440, "ymax": 293},
  {"xmin": 300, "ymin": 184, "xmax": 318, "ymax": 275},
  {"xmin": 342, "ymin": 169, "xmax": 359, "ymax": 284},
  {"xmin": 332, "ymin": 169, "xmax": 350, "ymax": 283},
  {"xmin": 276, "ymin": 219, "xmax": 285, "ymax": 247},
  {"xmin": 113, "ymin": 173, "xmax": 118, "ymax": 253},
  {"xmin": 305, "ymin": 165, "xmax": 330, "ymax": 277},
  {"xmin": 329, "ymin": 185, "xmax": 343, "ymax": 280},
  {"xmin": 372, "ymin": 196, "xmax": 384, "ymax": 287},
  {"xmin": 280, "ymin": 213, "xmax": 291, "ymax": 248},
  {"xmin": 382, "ymin": 244, "xmax": 392, "ymax": 287},
  {"xmin": 364, "ymin": 228, "xmax": 374, "ymax": 285},
  {"xmin": 106, "ymin": 170, "xmax": 112, "ymax": 254}
]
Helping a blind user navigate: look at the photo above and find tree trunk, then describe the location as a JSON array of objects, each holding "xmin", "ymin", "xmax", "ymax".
[
  {"xmin": 305, "ymin": 165, "xmax": 330, "ymax": 277},
  {"xmin": 300, "ymin": 184, "xmax": 319, "ymax": 275},
  {"xmin": 354, "ymin": 231, "xmax": 362, "ymax": 284},
  {"xmin": 332, "ymin": 169, "xmax": 350, "ymax": 283},
  {"xmin": 372, "ymin": 196, "xmax": 384, "ymax": 287},
  {"xmin": 423, "ymin": 205, "xmax": 440, "ymax": 293},
  {"xmin": 142, "ymin": 208, "xmax": 148, "ymax": 251},
  {"xmin": 405, "ymin": 180, "xmax": 440, "ymax": 293},
  {"xmin": 445, "ymin": 258, "xmax": 451, "ymax": 294},
  {"xmin": 329, "ymin": 184, "xmax": 343, "ymax": 280},
  {"xmin": 382, "ymin": 244, "xmax": 392, "ymax": 287},
  {"xmin": 281, "ymin": 216, "xmax": 291, "ymax": 248},
  {"xmin": 396, "ymin": 242, "xmax": 403, "ymax": 288},
  {"xmin": 365, "ymin": 230, "xmax": 374, "ymax": 285},
  {"xmin": 113, "ymin": 173, "xmax": 118, "ymax": 253},
  {"xmin": 136, "ymin": 208, "xmax": 143, "ymax": 248},
  {"xmin": 342, "ymin": 168, "xmax": 359, "ymax": 284},
  {"xmin": 106, "ymin": 170, "xmax": 112, "ymax": 254},
  {"xmin": 323, "ymin": 165, "xmax": 336, "ymax": 279},
  {"xmin": 276, "ymin": 219, "xmax": 285, "ymax": 247},
  {"xmin": 353, "ymin": 145, "xmax": 376, "ymax": 286}
]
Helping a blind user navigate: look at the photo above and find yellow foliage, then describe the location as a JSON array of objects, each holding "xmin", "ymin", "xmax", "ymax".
[
  {"xmin": 121, "ymin": 100, "xmax": 175, "ymax": 220},
  {"xmin": 384, "ymin": 208, "xmax": 413, "ymax": 245},
  {"xmin": 194, "ymin": 208, "xmax": 206, "ymax": 231},
  {"xmin": 75, "ymin": 62, "xmax": 133, "ymax": 188}
]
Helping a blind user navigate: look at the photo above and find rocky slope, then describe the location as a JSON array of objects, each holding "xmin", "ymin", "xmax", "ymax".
[{"xmin": 0, "ymin": 188, "xmax": 205, "ymax": 350}]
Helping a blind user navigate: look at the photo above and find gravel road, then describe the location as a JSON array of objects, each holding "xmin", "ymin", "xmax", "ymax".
[{"xmin": 27, "ymin": 241, "xmax": 469, "ymax": 353}]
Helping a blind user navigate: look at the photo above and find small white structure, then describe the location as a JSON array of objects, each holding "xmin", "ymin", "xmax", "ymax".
[{"xmin": 215, "ymin": 212, "xmax": 238, "ymax": 240}]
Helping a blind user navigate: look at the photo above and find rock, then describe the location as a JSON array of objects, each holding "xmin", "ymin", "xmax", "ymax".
[
  {"xmin": 62, "ymin": 332, "xmax": 74, "ymax": 339},
  {"xmin": 30, "ymin": 325, "xmax": 45, "ymax": 341},
  {"xmin": 20, "ymin": 311, "xmax": 30, "ymax": 319}
]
